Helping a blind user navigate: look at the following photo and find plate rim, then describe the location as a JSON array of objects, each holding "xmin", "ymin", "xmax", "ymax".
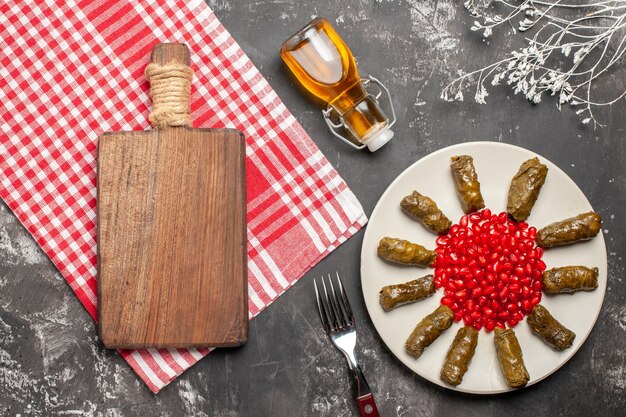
[{"xmin": 360, "ymin": 141, "xmax": 608, "ymax": 394}]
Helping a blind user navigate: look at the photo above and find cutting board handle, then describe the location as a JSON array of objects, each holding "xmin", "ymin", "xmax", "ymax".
[
  {"xmin": 150, "ymin": 43, "xmax": 190, "ymax": 66},
  {"xmin": 146, "ymin": 43, "xmax": 193, "ymax": 129}
]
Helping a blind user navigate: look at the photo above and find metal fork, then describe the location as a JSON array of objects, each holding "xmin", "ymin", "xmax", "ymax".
[{"xmin": 314, "ymin": 273, "xmax": 380, "ymax": 417}]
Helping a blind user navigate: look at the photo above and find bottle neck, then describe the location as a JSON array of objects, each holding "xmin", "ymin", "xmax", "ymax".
[
  {"xmin": 330, "ymin": 82, "xmax": 390, "ymax": 144},
  {"xmin": 329, "ymin": 81, "xmax": 367, "ymax": 115}
]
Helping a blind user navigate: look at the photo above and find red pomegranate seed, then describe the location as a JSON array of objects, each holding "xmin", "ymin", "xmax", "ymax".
[
  {"xmin": 456, "ymin": 289, "xmax": 468, "ymax": 299},
  {"xmin": 460, "ymin": 215, "xmax": 469, "ymax": 227},
  {"xmin": 471, "ymin": 288, "xmax": 483, "ymax": 299},
  {"xmin": 499, "ymin": 287, "xmax": 509, "ymax": 300}
]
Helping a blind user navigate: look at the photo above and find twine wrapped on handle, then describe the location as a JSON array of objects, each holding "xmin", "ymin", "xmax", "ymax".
[{"xmin": 144, "ymin": 62, "xmax": 193, "ymax": 128}]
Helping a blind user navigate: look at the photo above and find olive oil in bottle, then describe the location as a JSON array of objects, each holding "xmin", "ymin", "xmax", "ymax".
[{"xmin": 281, "ymin": 18, "xmax": 394, "ymax": 151}]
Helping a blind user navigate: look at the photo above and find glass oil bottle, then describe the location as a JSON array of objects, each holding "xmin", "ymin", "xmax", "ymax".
[{"xmin": 281, "ymin": 18, "xmax": 395, "ymax": 151}]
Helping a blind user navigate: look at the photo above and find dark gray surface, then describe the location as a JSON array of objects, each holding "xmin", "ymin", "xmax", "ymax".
[{"xmin": 1, "ymin": 1, "xmax": 625, "ymax": 416}]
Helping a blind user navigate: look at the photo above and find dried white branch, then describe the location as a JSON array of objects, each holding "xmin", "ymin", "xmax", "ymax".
[{"xmin": 446, "ymin": 0, "xmax": 626, "ymax": 127}]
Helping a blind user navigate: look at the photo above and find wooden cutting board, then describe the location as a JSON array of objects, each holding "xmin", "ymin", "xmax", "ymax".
[{"xmin": 97, "ymin": 43, "xmax": 247, "ymax": 349}]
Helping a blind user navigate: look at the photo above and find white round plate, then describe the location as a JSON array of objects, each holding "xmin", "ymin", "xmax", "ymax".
[{"xmin": 360, "ymin": 142, "xmax": 607, "ymax": 394}]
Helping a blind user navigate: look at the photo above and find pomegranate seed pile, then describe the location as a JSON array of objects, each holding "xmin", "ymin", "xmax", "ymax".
[{"xmin": 433, "ymin": 209, "xmax": 546, "ymax": 332}]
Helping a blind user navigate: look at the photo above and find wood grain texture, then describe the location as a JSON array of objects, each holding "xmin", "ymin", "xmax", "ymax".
[{"xmin": 97, "ymin": 44, "xmax": 247, "ymax": 349}]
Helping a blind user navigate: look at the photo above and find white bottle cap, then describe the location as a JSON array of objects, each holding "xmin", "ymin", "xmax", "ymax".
[{"xmin": 364, "ymin": 127, "xmax": 394, "ymax": 152}]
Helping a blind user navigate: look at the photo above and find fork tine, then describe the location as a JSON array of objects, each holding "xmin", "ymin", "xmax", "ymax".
[
  {"xmin": 314, "ymin": 278, "xmax": 331, "ymax": 333},
  {"xmin": 321, "ymin": 276, "xmax": 340, "ymax": 330},
  {"xmin": 336, "ymin": 272, "xmax": 355, "ymax": 325},
  {"xmin": 327, "ymin": 274, "xmax": 347, "ymax": 329},
  {"xmin": 329, "ymin": 273, "xmax": 350, "ymax": 328}
]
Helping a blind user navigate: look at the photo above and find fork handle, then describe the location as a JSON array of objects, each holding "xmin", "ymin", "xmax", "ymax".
[
  {"xmin": 356, "ymin": 393, "xmax": 380, "ymax": 417},
  {"xmin": 350, "ymin": 365, "xmax": 380, "ymax": 417}
]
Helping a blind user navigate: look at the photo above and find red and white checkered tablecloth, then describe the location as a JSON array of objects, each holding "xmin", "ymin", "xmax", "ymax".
[{"xmin": 0, "ymin": 0, "xmax": 367, "ymax": 392}]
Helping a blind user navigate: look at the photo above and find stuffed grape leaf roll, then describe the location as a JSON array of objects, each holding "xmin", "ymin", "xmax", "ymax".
[
  {"xmin": 440, "ymin": 326, "xmax": 479, "ymax": 386},
  {"xmin": 527, "ymin": 304, "xmax": 575, "ymax": 351},
  {"xmin": 494, "ymin": 327, "xmax": 529, "ymax": 388},
  {"xmin": 377, "ymin": 237, "xmax": 437, "ymax": 267},
  {"xmin": 536, "ymin": 212, "xmax": 602, "ymax": 248},
  {"xmin": 542, "ymin": 266, "xmax": 599, "ymax": 294},
  {"xmin": 450, "ymin": 155, "xmax": 485, "ymax": 214},
  {"xmin": 507, "ymin": 157, "xmax": 548, "ymax": 222},
  {"xmin": 379, "ymin": 275, "xmax": 436, "ymax": 311},
  {"xmin": 405, "ymin": 305, "xmax": 454, "ymax": 359},
  {"xmin": 400, "ymin": 191, "xmax": 452, "ymax": 235}
]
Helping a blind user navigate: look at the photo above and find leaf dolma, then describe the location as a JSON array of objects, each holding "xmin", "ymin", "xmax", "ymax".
[
  {"xmin": 494, "ymin": 327, "xmax": 529, "ymax": 388},
  {"xmin": 405, "ymin": 305, "xmax": 454, "ymax": 359},
  {"xmin": 440, "ymin": 326, "xmax": 479, "ymax": 386},
  {"xmin": 542, "ymin": 266, "xmax": 598, "ymax": 294},
  {"xmin": 379, "ymin": 275, "xmax": 436, "ymax": 311},
  {"xmin": 400, "ymin": 191, "xmax": 452, "ymax": 235},
  {"xmin": 536, "ymin": 211, "xmax": 602, "ymax": 248},
  {"xmin": 527, "ymin": 304, "xmax": 575, "ymax": 351},
  {"xmin": 450, "ymin": 155, "xmax": 485, "ymax": 214},
  {"xmin": 377, "ymin": 237, "xmax": 437, "ymax": 267},
  {"xmin": 507, "ymin": 157, "xmax": 548, "ymax": 222}
]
